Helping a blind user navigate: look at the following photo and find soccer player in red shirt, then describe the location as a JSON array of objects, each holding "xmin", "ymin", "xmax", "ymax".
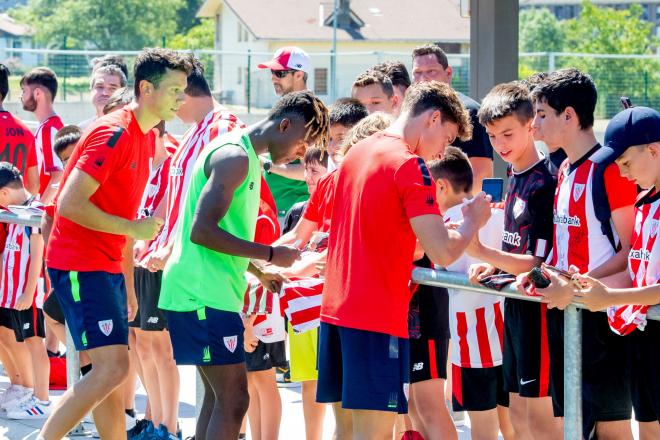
[
  {"xmin": 20, "ymin": 68, "xmax": 63, "ymax": 205},
  {"xmin": 317, "ymin": 81, "xmax": 492, "ymax": 439},
  {"xmin": 0, "ymin": 64, "xmax": 35, "ymax": 179},
  {"xmin": 39, "ymin": 48, "xmax": 192, "ymax": 440}
]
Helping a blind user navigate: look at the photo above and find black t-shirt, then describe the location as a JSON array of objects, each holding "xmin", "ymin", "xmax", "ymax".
[
  {"xmin": 410, "ymin": 255, "xmax": 450, "ymax": 340},
  {"xmin": 502, "ymin": 156, "xmax": 557, "ymax": 258},
  {"xmin": 549, "ymin": 149, "xmax": 568, "ymax": 171},
  {"xmin": 282, "ymin": 201, "xmax": 307, "ymax": 234},
  {"xmin": 453, "ymin": 92, "xmax": 493, "ymax": 160}
]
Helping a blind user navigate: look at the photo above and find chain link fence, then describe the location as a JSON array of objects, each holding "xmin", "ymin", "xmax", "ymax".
[{"xmin": 1, "ymin": 48, "xmax": 658, "ymax": 129}]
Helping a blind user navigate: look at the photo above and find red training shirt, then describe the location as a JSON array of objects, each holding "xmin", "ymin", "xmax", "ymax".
[
  {"xmin": 46, "ymin": 107, "xmax": 154, "ymax": 273},
  {"xmin": 320, "ymin": 132, "xmax": 441, "ymax": 338},
  {"xmin": 303, "ymin": 170, "xmax": 336, "ymax": 233},
  {"xmin": 0, "ymin": 111, "xmax": 35, "ymax": 175}
]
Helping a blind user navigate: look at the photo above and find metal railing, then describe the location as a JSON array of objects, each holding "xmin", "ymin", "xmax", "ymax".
[
  {"xmin": 2, "ymin": 210, "xmax": 659, "ymax": 438},
  {"xmin": 412, "ymin": 267, "xmax": 660, "ymax": 439}
]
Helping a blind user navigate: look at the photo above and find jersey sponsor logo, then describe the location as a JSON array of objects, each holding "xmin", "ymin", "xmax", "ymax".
[
  {"xmin": 146, "ymin": 317, "xmax": 159, "ymax": 324},
  {"xmin": 5, "ymin": 242, "xmax": 20, "ymax": 252},
  {"xmin": 502, "ymin": 230, "xmax": 522, "ymax": 247},
  {"xmin": 412, "ymin": 362, "xmax": 424, "ymax": 371},
  {"xmin": 223, "ymin": 335, "xmax": 238, "ymax": 353},
  {"xmin": 98, "ymin": 319, "xmax": 113, "ymax": 336},
  {"xmin": 573, "ymin": 183, "xmax": 585, "ymax": 202},
  {"xmin": 629, "ymin": 248, "xmax": 651, "ymax": 262},
  {"xmin": 553, "ymin": 213, "xmax": 581, "ymax": 227},
  {"xmin": 170, "ymin": 167, "xmax": 184, "ymax": 177},
  {"xmin": 520, "ymin": 378, "xmax": 536, "ymax": 386},
  {"xmin": 513, "ymin": 197, "xmax": 526, "ymax": 219},
  {"xmin": 650, "ymin": 220, "xmax": 659, "ymax": 238}
]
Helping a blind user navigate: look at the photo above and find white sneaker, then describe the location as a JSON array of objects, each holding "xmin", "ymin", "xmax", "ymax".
[
  {"xmin": 0, "ymin": 385, "xmax": 23, "ymax": 408},
  {"xmin": 7, "ymin": 395, "xmax": 52, "ymax": 419},
  {"xmin": 1, "ymin": 386, "xmax": 32, "ymax": 410}
]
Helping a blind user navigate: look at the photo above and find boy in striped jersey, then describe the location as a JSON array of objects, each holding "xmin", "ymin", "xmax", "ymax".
[
  {"xmin": 467, "ymin": 83, "xmax": 560, "ymax": 439},
  {"xmin": 21, "ymin": 68, "xmax": 63, "ymax": 204},
  {"xmin": 430, "ymin": 148, "xmax": 513, "ymax": 440},
  {"xmin": 0, "ymin": 162, "xmax": 50, "ymax": 419},
  {"xmin": 519, "ymin": 69, "xmax": 637, "ymax": 439}
]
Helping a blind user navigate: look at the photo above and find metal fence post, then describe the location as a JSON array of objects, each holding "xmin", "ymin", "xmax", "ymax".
[
  {"xmin": 246, "ymin": 49, "xmax": 252, "ymax": 114},
  {"xmin": 563, "ymin": 305, "xmax": 582, "ymax": 438},
  {"xmin": 548, "ymin": 52, "xmax": 556, "ymax": 72}
]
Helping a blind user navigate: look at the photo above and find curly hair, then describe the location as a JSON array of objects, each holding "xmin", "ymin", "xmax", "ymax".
[{"xmin": 268, "ymin": 90, "xmax": 330, "ymax": 151}]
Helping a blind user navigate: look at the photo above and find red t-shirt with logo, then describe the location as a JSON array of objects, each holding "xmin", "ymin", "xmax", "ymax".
[
  {"xmin": 320, "ymin": 132, "xmax": 441, "ymax": 338},
  {"xmin": 303, "ymin": 170, "xmax": 336, "ymax": 233},
  {"xmin": 0, "ymin": 111, "xmax": 35, "ymax": 175},
  {"xmin": 46, "ymin": 108, "xmax": 154, "ymax": 273}
]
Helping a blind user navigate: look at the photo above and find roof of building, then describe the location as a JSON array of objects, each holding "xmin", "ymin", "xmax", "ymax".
[
  {"xmin": 197, "ymin": 0, "xmax": 469, "ymax": 43},
  {"xmin": 0, "ymin": 13, "xmax": 30, "ymax": 37}
]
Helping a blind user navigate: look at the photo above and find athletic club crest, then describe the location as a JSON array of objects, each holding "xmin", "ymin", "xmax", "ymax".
[
  {"xmin": 650, "ymin": 220, "xmax": 659, "ymax": 238},
  {"xmin": 573, "ymin": 183, "xmax": 585, "ymax": 202},
  {"xmin": 98, "ymin": 320, "xmax": 113, "ymax": 336},
  {"xmin": 223, "ymin": 335, "xmax": 238, "ymax": 353},
  {"xmin": 513, "ymin": 197, "xmax": 526, "ymax": 219}
]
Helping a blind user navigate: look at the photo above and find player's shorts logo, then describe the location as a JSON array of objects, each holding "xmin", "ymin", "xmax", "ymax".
[
  {"xmin": 224, "ymin": 335, "xmax": 238, "ymax": 353},
  {"xmin": 98, "ymin": 320, "xmax": 113, "ymax": 336},
  {"xmin": 513, "ymin": 196, "xmax": 526, "ymax": 219},
  {"xmin": 573, "ymin": 183, "xmax": 585, "ymax": 202},
  {"xmin": 412, "ymin": 362, "xmax": 424, "ymax": 371}
]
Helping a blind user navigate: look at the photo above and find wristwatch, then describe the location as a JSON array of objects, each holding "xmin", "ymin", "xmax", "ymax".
[{"xmin": 263, "ymin": 160, "xmax": 272, "ymax": 174}]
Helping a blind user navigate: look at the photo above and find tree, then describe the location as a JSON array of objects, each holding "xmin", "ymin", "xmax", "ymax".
[
  {"xmin": 169, "ymin": 19, "xmax": 214, "ymax": 50},
  {"xmin": 12, "ymin": 0, "xmax": 184, "ymax": 50},
  {"xmin": 519, "ymin": 7, "xmax": 564, "ymax": 53},
  {"xmin": 176, "ymin": 0, "xmax": 205, "ymax": 33}
]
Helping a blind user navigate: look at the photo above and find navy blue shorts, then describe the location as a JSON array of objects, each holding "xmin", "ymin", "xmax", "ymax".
[
  {"xmin": 316, "ymin": 323, "xmax": 410, "ymax": 413},
  {"xmin": 49, "ymin": 269, "xmax": 129, "ymax": 351},
  {"xmin": 165, "ymin": 307, "xmax": 244, "ymax": 366}
]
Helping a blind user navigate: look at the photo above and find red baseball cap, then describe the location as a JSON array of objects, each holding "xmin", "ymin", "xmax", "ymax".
[{"xmin": 258, "ymin": 46, "xmax": 311, "ymax": 74}]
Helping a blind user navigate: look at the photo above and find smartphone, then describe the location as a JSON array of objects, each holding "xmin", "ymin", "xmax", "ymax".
[
  {"xmin": 481, "ymin": 178, "xmax": 504, "ymax": 203},
  {"xmin": 541, "ymin": 262, "xmax": 573, "ymax": 279},
  {"xmin": 620, "ymin": 97, "xmax": 633, "ymax": 109}
]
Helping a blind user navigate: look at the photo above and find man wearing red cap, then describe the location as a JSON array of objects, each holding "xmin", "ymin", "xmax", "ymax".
[{"xmin": 258, "ymin": 47, "xmax": 313, "ymax": 220}]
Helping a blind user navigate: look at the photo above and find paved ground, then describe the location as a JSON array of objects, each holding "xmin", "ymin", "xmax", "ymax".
[{"xmin": 0, "ymin": 365, "xmax": 485, "ymax": 439}]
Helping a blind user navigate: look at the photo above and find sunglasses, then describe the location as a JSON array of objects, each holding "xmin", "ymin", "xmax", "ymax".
[{"xmin": 271, "ymin": 69, "xmax": 295, "ymax": 78}]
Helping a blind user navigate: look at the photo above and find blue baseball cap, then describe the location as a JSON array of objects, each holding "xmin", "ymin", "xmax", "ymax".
[{"xmin": 593, "ymin": 106, "xmax": 660, "ymax": 163}]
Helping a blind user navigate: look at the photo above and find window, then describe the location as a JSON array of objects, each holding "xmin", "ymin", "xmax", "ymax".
[
  {"xmin": 237, "ymin": 67, "xmax": 242, "ymax": 85},
  {"xmin": 237, "ymin": 23, "xmax": 248, "ymax": 42},
  {"xmin": 314, "ymin": 68, "xmax": 328, "ymax": 95}
]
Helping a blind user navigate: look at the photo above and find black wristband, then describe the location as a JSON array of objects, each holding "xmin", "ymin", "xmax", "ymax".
[{"xmin": 267, "ymin": 246, "xmax": 274, "ymax": 262}]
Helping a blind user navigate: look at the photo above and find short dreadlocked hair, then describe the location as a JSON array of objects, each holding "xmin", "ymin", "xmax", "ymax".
[{"xmin": 268, "ymin": 90, "xmax": 330, "ymax": 151}]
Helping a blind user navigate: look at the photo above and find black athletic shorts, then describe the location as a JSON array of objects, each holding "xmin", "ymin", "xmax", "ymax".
[
  {"xmin": 245, "ymin": 340, "xmax": 287, "ymax": 372},
  {"xmin": 0, "ymin": 307, "xmax": 12, "ymax": 329},
  {"xmin": 503, "ymin": 299, "xmax": 551, "ymax": 398},
  {"xmin": 547, "ymin": 309, "xmax": 633, "ymax": 436},
  {"xmin": 11, "ymin": 306, "xmax": 46, "ymax": 341},
  {"xmin": 631, "ymin": 320, "xmax": 660, "ymax": 423},
  {"xmin": 134, "ymin": 267, "xmax": 167, "ymax": 331},
  {"xmin": 409, "ymin": 337, "xmax": 448, "ymax": 384},
  {"xmin": 452, "ymin": 364, "xmax": 509, "ymax": 412},
  {"xmin": 42, "ymin": 291, "xmax": 65, "ymax": 325}
]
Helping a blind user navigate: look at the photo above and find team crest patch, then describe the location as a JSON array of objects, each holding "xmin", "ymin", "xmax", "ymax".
[
  {"xmin": 223, "ymin": 335, "xmax": 238, "ymax": 353},
  {"xmin": 650, "ymin": 220, "xmax": 659, "ymax": 238},
  {"xmin": 98, "ymin": 320, "xmax": 113, "ymax": 336},
  {"xmin": 513, "ymin": 197, "xmax": 526, "ymax": 219},
  {"xmin": 573, "ymin": 183, "xmax": 585, "ymax": 202}
]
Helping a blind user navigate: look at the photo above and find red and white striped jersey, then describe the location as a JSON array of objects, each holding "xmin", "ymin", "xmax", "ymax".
[
  {"xmin": 546, "ymin": 150, "xmax": 636, "ymax": 273},
  {"xmin": 138, "ymin": 135, "xmax": 178, "ymax": 220},
  {"xmin": 28, "ymin": 115, "xmax": 64, "ymax": 197},
  {"xmin": 279, "ymin": 276, "xmax": 324, "ymax": 333},
  {"xmin": 444, "ymin": 203, "xmax": 506, "ymax": 368},
  {"xmin": 153, "ymin": 110, "xmax": 245, "ymax": 251},
  {"xmin": 609, "ymin": 190, "xmax": 660, "ymax": 335},
  {"xmin": 0, "ymin": 198, "xmax": 45, "ymax": 309}
]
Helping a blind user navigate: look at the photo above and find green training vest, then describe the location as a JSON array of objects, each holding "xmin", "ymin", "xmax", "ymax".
[{"xmin": 159, "ymin": 130, "xmax": 261, "ymax": 313}]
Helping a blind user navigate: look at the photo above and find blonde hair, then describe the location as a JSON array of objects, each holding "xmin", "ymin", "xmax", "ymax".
[{"xmin": 341, "ymin": 112, "xmax": 394, "ymax": 155}]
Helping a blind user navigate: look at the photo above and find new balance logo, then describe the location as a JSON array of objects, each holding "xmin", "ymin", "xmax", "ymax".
[
  {"xmin": 5, "ymin": 243, "xmax": 20, "ymax": 251},
  {"xmin": 146, "ymin": 317, "xmax": 159, "ymax": 324},
  {"xmin": 23, "ymin": 323, "xmax": 30, "ymax": 330},
  {"xmin": 554, "ymin": 213, "xmax": 581, "ymax": 227},
  {"xmin": 170, "ymin": 167, "xmax": 183, "ymax": 177},
  {"xmin": 502, "ymin": 230, "xmax": 522, "ymax": 247},
  {"xmin": 412, "ymin": 362, "xmax": 424, "ymax": 371},
  {"xmin": 248, "ymin": 182, "xmax": 254, "ymax": 190}
]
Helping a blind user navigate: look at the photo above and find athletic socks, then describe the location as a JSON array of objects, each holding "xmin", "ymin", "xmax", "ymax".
[
  {"xmin": 125, "ymin": 408, "xmax": 136, "ymax": 418},
  {"xmin": 80, "ymin": 364, "xmax": 93, "ymax": 376}
]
